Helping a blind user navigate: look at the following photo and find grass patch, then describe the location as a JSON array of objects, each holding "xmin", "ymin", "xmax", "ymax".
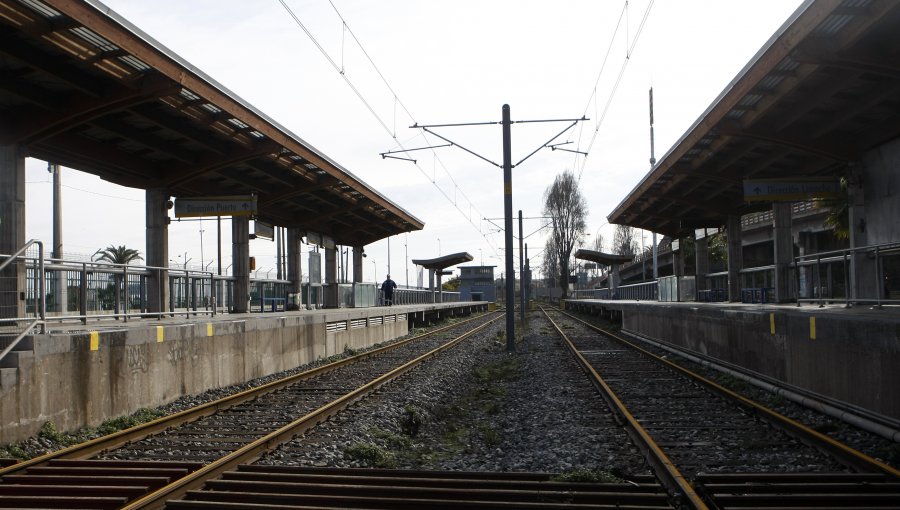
[
  {"xmin": 478, "ymin": 424, "xmax": 500, "ymax": 446},
  {"xmin": 343, "ymin": 442, "xmax": 397, "ymax": 468},
  {"xmin": 400, "ymin": 404, "xmax": 423, "ymax": 437},
  {"xmin": 97, "ymin": 408, "xmax": 166, "ymax": 436},
  {"xmin": 552, "ymin": 468, "xmax": 622, "ymax": 483},
  {"xmin": 441, "ymin": 427, "xmax": 471, "ymax": 454}
]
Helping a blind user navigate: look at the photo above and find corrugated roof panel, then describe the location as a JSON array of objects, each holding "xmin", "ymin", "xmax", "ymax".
[
  {"xmin": 19, "ymin": 0, "xmax": 61, "ymax": 18},
  {"xmin": 200, "ymin": 103, "xmax": 221, "ymax": 113},
  {"xmin": 69, "ymin": 27, "xmax": 118, "ymax": 52},
  {"xmin": 739, "ymin": 93, "xmax": 764, "ymax": 107},
  {"xmin": 227, "ymin": 118, "xmax": 249, "ymax": 129},
  {"xmin": 774, "ymin": 57, "xmax": 800, "ymax": 73},
  {"xmin": 759, "ymin": 74, "xmax": 785, "ymax": 91},
  {"xmin": 118, "ymin": 54, "xmax": 150, "ymax": 71},
  {"xmin": 814, "ymin": 14, "xmax": 854, "ymax": 35},
  {"xmin": 179, "ymin": 88, "xmax": 201, "ymax": 101}
]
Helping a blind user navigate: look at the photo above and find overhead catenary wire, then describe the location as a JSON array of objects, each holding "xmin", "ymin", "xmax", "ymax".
[
  {"xmin": 277, "ymin": 0, "xmax": 500, "ymax": 255},
  {"xmin": 572, "ymin": 0, "xmax": 656, "ymax": 183}
]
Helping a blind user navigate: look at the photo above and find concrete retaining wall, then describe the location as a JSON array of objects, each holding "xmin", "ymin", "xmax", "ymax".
[
  {"xmin": 622, "ymin": 304, "xmax": 900, "ymax": 420},
  {"xmin": 0, "ymin": 310, "xmax": 408, "ymax": 444},
  {"xmin": 566, "ymin": 300, "xmax": 900, "ymax": 421}
]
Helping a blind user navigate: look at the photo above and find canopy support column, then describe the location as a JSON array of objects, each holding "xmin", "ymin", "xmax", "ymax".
[{"xmin": 232, "ymin": 216, "xmax": 249, "ymax": 313}]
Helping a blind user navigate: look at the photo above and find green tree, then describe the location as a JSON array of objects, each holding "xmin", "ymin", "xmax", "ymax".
[
  {"xmin": 442, "ymin": 277, "xmax": 461, "ymax": 291},
  {"xmin": 92, "ymin": 245, "xmax": 143, "ymax": 265},
  {"xmin": 92, "ymin": 245, "xmax": 143, "ymax": 316}
]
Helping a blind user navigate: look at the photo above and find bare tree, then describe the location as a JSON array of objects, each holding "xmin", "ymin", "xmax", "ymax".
[
  {"xmin": 612, "ymin": 224, "xmax": 638, "ymax": 257},
  {"xmin": 592, "ymin": 233, "xmax": 605, "ymax": 253},
  {"xmin": 541, "ymin": 238, "xmax": 558, "ymax": 289},
  {"xmin": 542, "ymin": 170, "xmax": 587, "ymax": 299}
]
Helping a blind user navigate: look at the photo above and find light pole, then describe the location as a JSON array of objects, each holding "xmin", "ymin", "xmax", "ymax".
[
  {"xmin": 199, "ymin": 219, "xmax": 205, "ymax": 271},
  {"xmin": 437, "ymin": 237, "xmax": 441, "ymax": 256},
  {"xmin": 372, "ymin": 260, "xmax": 377, "ymax": 283},
  {"xmin": 479, "ymin": 248, "xmax": 483, "ymax": 266},
  {"xmin": 641, "ymin": 231, "xmax": 647, "ymax": 281}
]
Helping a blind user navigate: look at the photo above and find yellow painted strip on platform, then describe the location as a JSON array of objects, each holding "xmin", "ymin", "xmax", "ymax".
[
  {"xmin": 770, "ymin": 313, "xmax": 776, "ymax": 335},
  {"xmin": 207, "ymin": 323, "xmax": 213, "ymax": 337},
  {"xmin": 156, "ymin": 326, "xmax": 164, "ymax": 343},
  {"xmin": 89, "ymin": 331, "xmax": 99, "ymax": 351},
  {"xmin": 809, "ymin": 316, "xmax": 816, "ymax": 340}
]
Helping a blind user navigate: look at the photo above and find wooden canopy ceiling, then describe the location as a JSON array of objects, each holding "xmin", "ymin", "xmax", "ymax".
[
  {"xmin": 608, "ymin": 0, "xmax": 900, "ymax": 237},
  {"xmin": 0, "ymin": 0, "xmax": 423, "ymax": 246}
]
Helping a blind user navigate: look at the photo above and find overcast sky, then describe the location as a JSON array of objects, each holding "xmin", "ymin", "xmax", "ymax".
[{"xmin": 23, "ymin": 0, "xmax": 805, "ymax": 284}]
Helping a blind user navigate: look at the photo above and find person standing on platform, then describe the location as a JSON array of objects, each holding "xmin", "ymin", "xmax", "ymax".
[{"xmin": 381, "ymin": 274, "xmax": 397, "ymax": 306}]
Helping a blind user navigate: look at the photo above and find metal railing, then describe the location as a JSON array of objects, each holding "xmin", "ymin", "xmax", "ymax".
[
  {"xmin": 616, "ymin": 281, "xmax": 658, "ymax": 301},
  {"xmin": 377, "ymin": 287, "xmax": 461, "ymax": 305},
  {"xmin": 0, "ymin": 240, "xmax": 46, "ymax": 366},
  {"xmin": 570, "ymin": 288, "xmax": 611, "ymax": 300},
  {"xmin": 795, "ymin": 241, "xmax": 900, "ymax": 308}
]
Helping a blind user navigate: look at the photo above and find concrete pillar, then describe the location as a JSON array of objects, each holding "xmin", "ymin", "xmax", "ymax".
[
  {"xmin": 232, "ymin": 216, "xmax": 250, "ymax": 313},
  {"xmin": 773, "ymin": 202, "xmax": 793, "ymax": 302},
  {"xmin": 428, "ymin": 269, "xmax": 435, "ymax": 303},
  {"xmin": 352, "ymin": 246, "xmax": 364, "ymax": 283},
  {"xmin": 695, "ymin": 232, "xmax": 709, "ymax": 291},
  {"xmin": 0, "ymin": 145, "xmax": 25, "ymax": 320},
  {"xmin": 673, "ymin": 238, "xmax": 684, "ymax": 278},
  {"xmin": 610, "ymin": 264, "xmax": 621, "ymax": 298},
  {"xmin": 847, "ymin": 163, "xmax": 870, "ymax": 300},
  {"xmin": 145, "ymin": 188, "xmax": 170, "ymax": 316},
  {"xmin": 726, "ymin": 215, "xmax": 744, "ymax": 301},
  {"xmin": 324, "ymin": 246, "xmax": 338, "ymax": 308},
  {"xmin": 286, "ymin": 227, "xmax": 302, "ymax": 294},
  {"xmin": 51, "ymin": 164, "xmax": 67, "ymax": 313}
]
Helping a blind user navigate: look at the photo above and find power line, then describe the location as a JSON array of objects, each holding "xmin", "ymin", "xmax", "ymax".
[
  {"xmin": 276, "ymin": 0, "xmax": 500, "ymax": 254},
  {"xmin": 573, "ymin": 0, "xmax": 656, "ymax": 182}
]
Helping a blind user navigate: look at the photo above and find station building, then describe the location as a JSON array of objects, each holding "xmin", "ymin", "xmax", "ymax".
[{"xmin": 569, "ymin": 0, "xmax": 900, "ymax": 423}]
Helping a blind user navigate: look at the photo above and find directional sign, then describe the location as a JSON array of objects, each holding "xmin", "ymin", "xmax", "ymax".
[
  {"xmin": 174, "ymin": 195, "xmax": 257, "ymax": 218},
  {"xmin": 743, "ymin": 178, "xmax": 841, "ymax": 202},
  {"xmin": 254, "ymin": 221, "xmax": 274, "ymax": 240}
]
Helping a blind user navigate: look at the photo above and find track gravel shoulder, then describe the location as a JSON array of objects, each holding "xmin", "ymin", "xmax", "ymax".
[{"xmin": 259, "ymin": 314, "xmax": 650, "ymax": 478}]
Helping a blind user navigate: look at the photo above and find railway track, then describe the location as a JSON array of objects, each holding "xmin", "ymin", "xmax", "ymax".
[
  {"xmin": 541, "ymin": 306, "xmax": 900, "ymax": 509},
  {"xmin": 0, "ymin": 312, "xmax": 510, "ymax": 508}
]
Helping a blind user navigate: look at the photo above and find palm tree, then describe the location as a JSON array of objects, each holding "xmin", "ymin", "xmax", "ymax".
[
  {"xmin": 92, "ymin": 245, "xmax": 143, "ymax": 316},
  {"xmin": 92, "ymin": 245, "xmax": 143, "ymax": 265}
]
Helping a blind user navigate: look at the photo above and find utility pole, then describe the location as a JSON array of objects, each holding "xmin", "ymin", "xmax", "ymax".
[
  {"xmin": 502, "ymin": 106, "xmax": 515, "ymax": 351},
  {"xmin": 384, "ymin": 105, "xmax": 586, "ymax": 353},
  {"xmin": 518, "ymin": 209, "xmax": 525, "ymax": 328},
  {"xmin": 50, "ymin": 163, "xmax": 66, "ymax": 313},
  {"xmin": 649, "ymin": 87, "xmax": 658, "ymax": 279}
]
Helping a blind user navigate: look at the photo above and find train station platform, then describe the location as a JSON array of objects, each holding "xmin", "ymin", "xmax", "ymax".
[
  {"xmin": 563, "ymin": 298, "xmax": 900, "ymax": 423},
  {"xmin": 0, "ymin": 301, "xmax": 489, "ymax": 444}
]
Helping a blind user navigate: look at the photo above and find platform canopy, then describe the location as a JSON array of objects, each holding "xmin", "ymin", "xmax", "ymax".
[
  {"xmin": 574, "ymin": 249, "xmax": 633, "ymax": 266},
  {"xmin": 411, "ymin": 252, "xmax": 474, "ymax": 271},
  {"xmin": 0, "ymin": 0, "xmax": 423, "ymax": 246},
  {"xmin": 608, "ymin": 0, "xmax": 900, "ymax": 237}
]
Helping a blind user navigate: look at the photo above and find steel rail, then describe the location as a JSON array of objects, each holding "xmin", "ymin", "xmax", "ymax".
[
  {"xmin": 557, "ymin": 308, "xmax": 900, "ymax": 479},
  {"xmin": 0, "ymin": 311, "xmax": 499, "ymax": 477},
  {"xmin": 124, "ymin": 313, "xmax": 503, "ymax": 509},
  {"xmin": 539, "ymin": 306, "xmax": 708, "ymax": 510}
]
